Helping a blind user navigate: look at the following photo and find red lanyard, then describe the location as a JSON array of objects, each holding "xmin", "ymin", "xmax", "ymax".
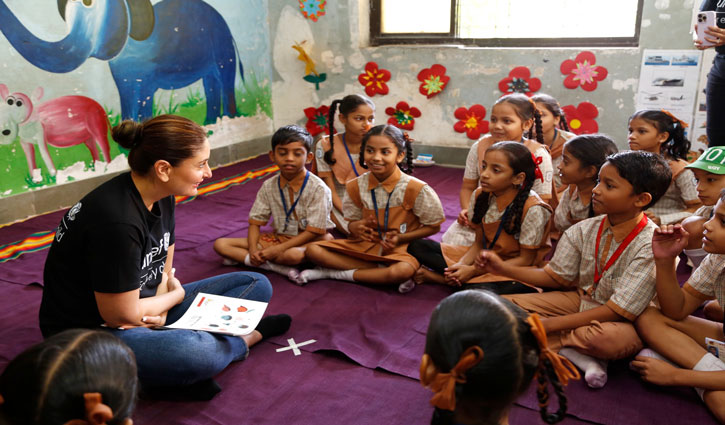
[{"xmin": 594, "ymin": 215, "xmax": 648, "ymax": 285}]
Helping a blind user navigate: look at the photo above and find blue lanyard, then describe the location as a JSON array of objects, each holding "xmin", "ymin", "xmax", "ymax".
[
  {"xmin": 278, "ymin": 171, "xmax": 310, "ymax": 231},
  {"xmin": 342, "ymin": 133, "xmax": 360, "ymax": 177},
  {"xmin": 370, "ymin": 187, "xmax": 394, "ymax": 241},
  {"xmin": 485, "ymin": 205, "xmax": 511, "ymax": 250}
]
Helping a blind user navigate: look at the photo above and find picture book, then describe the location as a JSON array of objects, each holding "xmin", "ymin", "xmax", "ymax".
[{"xmin": 164, "ymin": 292, "xmax": 268, "ymax": 336}]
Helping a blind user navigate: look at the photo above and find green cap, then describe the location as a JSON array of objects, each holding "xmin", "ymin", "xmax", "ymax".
[{"xmin": 686, "ymin": 147, "xmax": 725, "ymax": 174}]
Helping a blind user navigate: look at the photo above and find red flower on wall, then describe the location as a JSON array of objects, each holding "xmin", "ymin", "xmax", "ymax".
[
  {"xmin": 560, "ymin": 51, "xmax": 608, "ymax": 91},
  {"xmin": 498, "ymin": 66, "xmax": 541, "ymax": 96},
  {"xmin": 385, "ymin": 101, "xmax": 421, "ymax": 131},
  {"xmin": 299, "ymin": 0, "xmax": 326, "ymax": 22},
  {"xmin": 303, "ymin": 105, "xmax": 329, "ymax": 137},
  {"xmin": 417, "ymin": 64, "xmax": 450, "ymax": 99},
  {"xmin": 358, "ymin": 62, "xmax": 391, "ymax": 97},
  {"xmin": 453, "ymin": 105, "xmax": 489, "ymax": 140},
  {"xmin": 562, "ymin": 102, "xmax": 599, "ymax": 135}
]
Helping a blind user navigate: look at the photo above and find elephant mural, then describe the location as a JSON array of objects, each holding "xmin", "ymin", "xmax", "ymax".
[{"xmin": 0, "ymin": 0, "xmax": 244, "ymax": 125}]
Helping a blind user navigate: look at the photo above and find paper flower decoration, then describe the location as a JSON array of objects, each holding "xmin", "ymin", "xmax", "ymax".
[
  {"xmin": 358, "ymin": 62, "xmax": 391, "ymax": 97},
  {"xmin": 417, "ymin": 64, "xmax": 450, "ymax": 99},
  {"xmin": 303, "ymin": 105, "xmax": 329, "ymax": 137},
  {"xmin": 292, "ymin": 43, "xmax": 326, "ymax": 90},
  {"xmin": 560, "ymin": 51, "xmax": 608, "ymax": 91},
  {"xmin": 453, "ymin": 105, "xmax": 489, "ymax": 140},
  {"xmin": 299, "ymin": 0, "xmax": 326, "ymax": 22},
  {"xmin": 385, "ymin": 101, "xmax": 421, "ymax": 131},
  {"xmin": 562, "ymin": 102, "xmax": 599, "ymax": 135},
  {"xmin": 498, "ymin": 66, "xmax": 541, "ymax": 96}
]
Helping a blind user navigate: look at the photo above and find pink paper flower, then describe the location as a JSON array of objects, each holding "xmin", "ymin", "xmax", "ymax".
[
  {"xmin": 498, "ymin": 66, "xmax": 541, "ymax": 96},
  {"xmin": 303, "ymin": 105, "xmax": 329, "ymax": 137},
  {"xmin": 453, "ymin": 105, "xmax": 489, "ymax": 140},
  {"xmin": 560, "ymin": 51, "xmax": 608, "ymax": 91},
  {"xmin": 417, "ymin": 64, "xmax": 450, "ymax": 99},
  {"xmin": 358, "ymin": 62, "xmax": 391, "ymax": 97},
  {"xmin": 385, "ymin": 101, "xmax": 421, "ymax": 131},
  {"xmin": 562, "ymin": 102, "xmax": 599, "ymax": 135}
]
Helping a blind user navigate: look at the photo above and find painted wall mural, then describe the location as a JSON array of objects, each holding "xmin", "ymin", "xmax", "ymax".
[{"xmin": 0, "ymin": 0, "xmax": 274, "ymax": 198}]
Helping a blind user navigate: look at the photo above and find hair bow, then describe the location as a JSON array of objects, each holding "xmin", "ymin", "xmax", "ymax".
[
  {"xmin": 660, "ymin": 109, "xmax": 689, "ymax": 129},
  {"xmin": 531, "ymin": 153, "xmax": 544, "ymax": 183},
  {"xmin": 420, "ymin": 345, "xmax": 484, "ymax": 411},
  {"xmin": 526, "ymin": 314, "xmax": 580, "ymax": 386},
  {"xmin": 63, "ymin": 393, "xmax": 115, "ymax": 425}
]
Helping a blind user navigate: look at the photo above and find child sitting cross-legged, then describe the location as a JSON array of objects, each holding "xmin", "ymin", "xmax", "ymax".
[
  {"xmin": 631, "ymin": 191, "xmax": 725, "ymax": 423},
  {"xmin": 476, "ymin": 151, "xmax": 672, "ymax": 388},
  {"xmin": 214, "ymin": 125, "xmax": 334, "ymax": 280}
]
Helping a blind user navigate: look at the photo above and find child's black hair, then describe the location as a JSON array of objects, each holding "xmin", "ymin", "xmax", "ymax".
[
  {"xmin": 324, "ymin": 94, "xmax": 375, "ymax": 166},
  {"xmin": 605, "ymin": 150, "xmax": 672, "ymax": 209},
  {"xmin": 358, "ymin": 124, "xmax": 414, "ymax": 174},
  {"xmin": 0, "ymin": 329, "xmax": 137, "ymax": 425},
  {"xmin": 531, "ymin": 93, "xmax": 570, "ymax": 132},
  {"xmin": 629, "ymin": 110, "xmax": 691, "ymax": 161},
  {"xmin": 271, "ymin": 124, "xmax": 313, "ymax": 152},
  {"xmin": 471, "ymin": 141, "xmax": 536, "ymax": 235},
  {"xmin": 494, "ymin": 93, "xmax": 545, "ymax": 145},
  {"xmin": 424, "ymin": 290, "xmax": 568, "ymax": 425},
  {"xmin": 563, "ymin": 134, "xmax": 619, "ymax": 217}
]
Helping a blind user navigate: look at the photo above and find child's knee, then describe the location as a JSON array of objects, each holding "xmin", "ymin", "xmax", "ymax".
[
  {"xmin": 305, "ymin": 244, "xmax": 325, "ymax": 261},
  {"xmin": 213, "ymin": 238, "xmax": 228, "ymax": 254},
  {"xmin": 582, "ymin": 329, "xmax": 642, "ymax": 360},
  {"xmin": 385, "ymin": 263, "xmax": 416, "ymax": 283}
]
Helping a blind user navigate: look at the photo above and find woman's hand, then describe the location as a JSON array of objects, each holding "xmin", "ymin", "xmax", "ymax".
[
  {"xmin": 652, "ymin": 224, "xmax": 689, "ymax": 261},
  {"xmin": 695, "ymin": 24, "xmax": 725, "ymax": 49}
]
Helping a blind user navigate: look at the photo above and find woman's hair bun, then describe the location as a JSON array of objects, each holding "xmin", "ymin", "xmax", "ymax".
[{"xmin": 112, "ymin": 120, "xmax": 144, "ymax": 150}]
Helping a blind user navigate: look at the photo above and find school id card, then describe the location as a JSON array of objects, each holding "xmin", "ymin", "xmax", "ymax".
[{"xmin": 705, "ymin": 337, "xmax": 725, "ymax": 363}]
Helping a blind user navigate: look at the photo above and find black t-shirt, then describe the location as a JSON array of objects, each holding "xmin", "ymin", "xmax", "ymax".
[
  {"xmin": 701, "ymin": 0, "xmax": 725, "ymax": 54},
  {"xmin": 39, "ymin": 172, "xmax": 175, "ymax": 336}
]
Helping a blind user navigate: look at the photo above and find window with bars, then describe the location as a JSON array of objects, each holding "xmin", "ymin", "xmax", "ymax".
[{"xmin": 370, "ymin": 0, "xmax": 644, "ymax": 48}]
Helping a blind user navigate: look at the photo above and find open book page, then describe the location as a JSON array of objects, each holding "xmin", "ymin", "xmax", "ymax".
[{"xmin": 164, "ymin": 292, "xmax": 268, "ymax": 336}]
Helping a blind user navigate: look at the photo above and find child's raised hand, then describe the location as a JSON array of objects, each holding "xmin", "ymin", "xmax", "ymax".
[
  {"xmin": 652, "ymin": 224, "xmax": 689, "ymax": 260},
  {"xmin": 475, "ymin": 250, "xmax": 504, "ymax": 274},
  {"xmin": 457, "ymin": 209, "xmax": 471, "ymax": 227}
]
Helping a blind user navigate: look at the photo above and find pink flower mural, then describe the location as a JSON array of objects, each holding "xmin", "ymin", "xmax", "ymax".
[
  {"xmin": 385, "ymin": 101, "xmax": 421, "ymax": 131},
  {"xmin": 417, "ymin": 64, "xmax": 450, "ymax": 99},
  {"xmin": 453, "ymin": 105, "xmax": 489, "ymax": 140},
  {"xmin": 560, "ymin": 51, "xmax": 608, "ymax": 91}
]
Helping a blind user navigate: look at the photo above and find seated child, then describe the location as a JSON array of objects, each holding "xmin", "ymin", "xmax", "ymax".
[
  {"xmin": 554, "ymin": 134, "xmax": 618, "ymax": 233},
  {"xmin": 295, "ymin": 125, "xmax": 445, "ymax": 291},
  {"xmin": 532, "ymin": 93, "xmax": 577, "ymax": 194},
  {"xmin": 0, "ymin": 329, "xmax": 137, "ymax": 425},
  {"xmin": 632, "ymin": 193, "xmax": 725, "ymax": 422},
  {"xmin": 628, "ymin": 109, "xmax": 701, "ymax": 225},
  {"xmin": 420, "ymin": 289, "xmax": 579, "ymax": 425},
  {"xmin": 442, "ymin": 93, "xmax": 554, "ymax": 247},
  {"xmin": 315, "ymin": 94, "xmax": 376, "ymax": 234},
  {"xmin": 680, "ymin": 146, "xmax": 725, "ymax": 270},
  {"xmin": 476, "ymin": 151, "xmax": 671, "ymax": 388},
  {"xmin": 409, "ymin": 141, "xmax": 551, "ymax": 294},
  {"xmin": 214, "ymin": 125, "xmax": 334, "ymax": 280}
]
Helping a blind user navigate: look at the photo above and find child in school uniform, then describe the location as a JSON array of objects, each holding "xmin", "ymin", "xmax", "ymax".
[
  {"xmin": 213, "ymin": 125, "xmax": 334, "ymax": 280},
  {"xmin": 532, "ymin": 93, "xmax": 577, "ymax": 194},
  {"xmin": 420, "ymin": 290, "xmax": 578, "ymax": 425},
  {"xmin": 294, "ymin": 125, "xmax": 445, "ymax": 291},
  {"xmin": 632, "ymin": 192, "xmax": 725, "ymax": 423},
  {"xmin": 315, "ymin": 94, "xmax": 376, "ymax": 234},
  {"xmin": 628, "ymin": 109, "xmax": 701, "ymax": 225},
  {"xmin": 442, "ymin": 93, "xmax": 554, "ymax": 247},
  {"xmin": 476, "ymin": 151, "xmax": 672, "ymax": 388},
  {"xmin": 408, "ymin": 142, "xmax": 551, "ymax": 294},
  {"xmin": 554, "ymin": 134, "xmax": 618, "ymax": 233}
]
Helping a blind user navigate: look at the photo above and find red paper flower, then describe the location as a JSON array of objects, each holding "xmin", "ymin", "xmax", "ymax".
[
  {"xmin": 358, "ymin": 62, "xmax": 391, "ymax": 97},
  {"xmin": 303, "ymin": 105, "xmax": 329, "ymax": 137},
  {"xmin": 299, "ymin": 0, "xmax": 326, "ymax": 22},
  {"xmin": 562, "ymin": 102, "xmax": 599, "ymax": 135},
  {"xmin": 385, "ymin": 101, "xmax": 421, "ymax": 131},
  {"xmin": 453, "ymin": 105, "xmax": 489, "ymax": 140},
  {"xmin": 417, "ymin": 64, "xmax": 450, "ymax": 99},
  {"xmin": 560, "ymin": 51, "xmax": 608, "ymax": 92},
  {"xmin": 498, "ymin": 66, "xmax": 541, "ymax": 96}
]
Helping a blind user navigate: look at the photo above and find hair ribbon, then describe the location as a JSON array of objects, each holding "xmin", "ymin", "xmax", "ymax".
[
  {"xmin": 63, "ymin": 393, "xmax": 115, "ymax": 425},
  {"xmin": 526, "ymin": 314, "xmax": 580, "ymax": 386},
  {"xmin": 420, "ymin": 345, "xmax": 484, "ymax": 411},
  {"xmin": 531, "ymin": 153, "xmax": 544, "ymax": 183},
  {"xmin": 660, "ymin": 109, "xmax": 689, "ymax": 129}
]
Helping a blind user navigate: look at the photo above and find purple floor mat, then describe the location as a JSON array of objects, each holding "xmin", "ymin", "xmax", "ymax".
[{"xmin": 0, "ymin": 155, "xmax": 719, "ymax": 425}]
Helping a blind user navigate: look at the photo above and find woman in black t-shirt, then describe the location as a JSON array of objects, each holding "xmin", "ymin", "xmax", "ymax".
[
  {"xmin": 698, "ymin": 0, "xmax": 725, "ymax": 146},
  {"xmin": 40, "ymin": 115, "xmax": 290, "ymax": 399}
]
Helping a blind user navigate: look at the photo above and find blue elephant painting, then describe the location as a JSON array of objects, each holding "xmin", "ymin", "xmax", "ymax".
[{"xmin": 0, "ymin": 0, "xmax": 244, "ymax": 125}]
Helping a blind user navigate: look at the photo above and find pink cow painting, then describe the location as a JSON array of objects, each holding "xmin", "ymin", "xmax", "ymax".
[{"xmin": 0, "ymin": 84, "xmax": 111, "ymax": 182}]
